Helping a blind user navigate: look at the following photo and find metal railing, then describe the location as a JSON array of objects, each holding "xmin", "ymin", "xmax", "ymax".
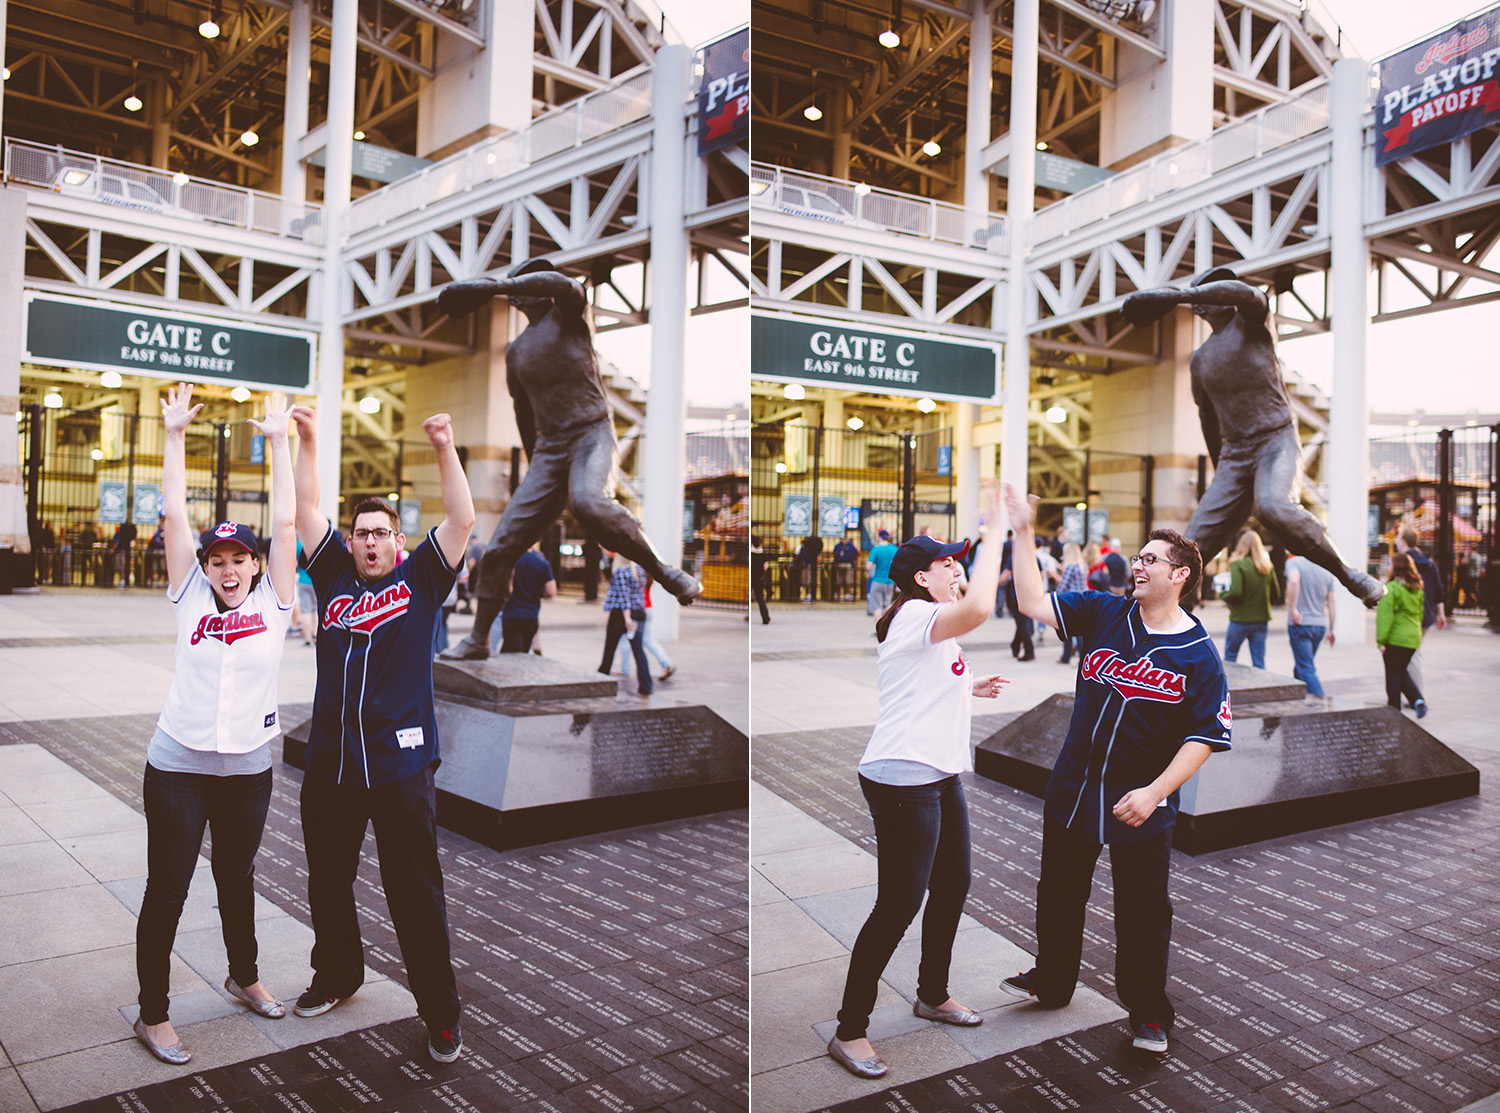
[
  {"xmin": 1031, "ymin": 80, "xmax": 1332, "ymax": 245},
  {"xmin": 347, "ymin": 70, "xmax": 654, "ymax": 235},
  {"xmin": 5, "ymin": 139, "xmax": 324, "ymax": 243},
  {"xmin": 750, "ymin": 163, "xmax": 1008, "ymax": 253}
]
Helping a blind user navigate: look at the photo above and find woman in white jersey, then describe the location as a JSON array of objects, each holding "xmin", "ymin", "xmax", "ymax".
[
  {"xmin": 132, "ymin": 384, "xmax": 296, "ymax": 1065},
  {"xmin": 828, "ymin": 495, "xmax": 1007, "ymax": 1079}
]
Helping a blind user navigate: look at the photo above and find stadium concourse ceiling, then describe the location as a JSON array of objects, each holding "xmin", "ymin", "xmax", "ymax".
[
  {"xmin": 2, "ymin": 0, "xmax": 470, "ymax": 190},
  {"xmin": 752, "ymin": 0, "xmax": 1341, "ymax": 203}
]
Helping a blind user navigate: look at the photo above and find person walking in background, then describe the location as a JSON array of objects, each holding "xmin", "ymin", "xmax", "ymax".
[
  {"xmin": 599, "ymin": 556, "xmax": 651, "ymax": 697},
  {"xmin": 1376, "ymin": 552, "xmax": 1427, "ymax": 718},
  {"xmin": 1084, "ymin": 542, "xmax": 1110, "ymax": 593},
  {"xmin": 752, "ymin": 536, "xmax": 770, "ymax": 625},
  {"xmin": 1396, "ymin": 526, "xmax": 1446, "ymax": 711},
  {"xmin": 832, "ymin": 536, "xmax": 859, "ymax": 601},
  {"xmin": 796, "ymin": 533, "xmax": 823, "ymax": 603},
  {"xmin": 1000, "ymin": 483, "xmax": 1231, "ymax": 1057},
  {"xmin": 1102, "ymin": 538, "xmax": 1128, "ymax": 596},
  {"xmin": 290, "ymin": 405, "xmax": 474, "ymax": 1064},
  {"xmin": 498, "ymin": 543, "xmax": 556, "ymax": 654},
  {"xmin": 866, "ymin": 530, "xmax": 897, "ymax": 617},
  {"xmin": 1285, "ymin": 552, "xmax": 1336, "ymax": 698},
  {"xmin": 133, "ymin": 386, "xmax": 296, "ymax": 1066},
  {"xmin": 1054, "ymin": 542, "xmax": 1088, "ymax": 665},
  {"xmin": 1219, "ymin": 529, "xmax": 1277, "ymax": 669},
  {"xmin": 828, "ymin": 492, "xmax": 1008, "ymax": 1080},
  {"xmin": 618, "ymin": 574, "xmax": 675, "ymax": 682}
]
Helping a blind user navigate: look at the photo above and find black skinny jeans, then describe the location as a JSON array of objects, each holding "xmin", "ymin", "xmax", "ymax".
[
  {"xmin": 836, "ymin": 774, "xmax": 971, "ymax": 1041},
  {"xmin": 599, "ymin": 608, "xmax": 651, "ymax": 694},
  {"xmin": 300, "ymin": 765, "xmax": 461, "ymax": 1031},
  {"xmin": 137, "ymin": 763, "xmax": 272, "ymax": 1025},
  {"xmin": 1032, "ymin": 811, "xmax": 1176, "ymax": 1030},
  {"xmin": 1382, "ymin": 644, "xmax": 1422, "ymax": 708}
]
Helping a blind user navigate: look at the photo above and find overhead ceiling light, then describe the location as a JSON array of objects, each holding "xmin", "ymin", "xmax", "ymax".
[
  {"xmin": 173, "ymin": 171, "xmax": 190, "ymax": 186},
  {"xmin": 91, "ymin": 448, "xmax": 104, "ymax": 461},
  {"xmin": 854, "ymin": 182, "xmax": 871, "ymax": 195},
  {"xmin": 240, "ymin": 129, "xmax": 259, "ymax": 147},
  {"xmin": 43, "ymin": 392, "xmax": 63, "ymax": 408},
  {"xmin": 1035, "ymin": 141, "xmax": 1047, "ymax": 151},
  {"xmin": 846, "ymin": 416, "xmax": 864, "ymax": 430},
  {"xmin": 1046, "ymin": 405, "xmax": 1067, "ymax": 424},
  {"xmin": 231, "ymin": 386, "xmax": 251, "ymax": 402},
  {"xmin": 100, "ymin": 371, "xmax": 123, "ymax": 388},
  {"xmin": 359, "ymin": 395, "xmax": 381, "ymax": 413},
  {"xmin": 387, "ymin": 491, "xmax": 399, "ymax": 501},
  {"xmin": 354, "ymin": 130, "xmax": 366, "ymax": 141},
  {"xmin": 774, "ymin": 461, "xmax": 789, "ymax": 474},
  {"xmin": 124, "ymin": 93, "xmax": 143, "ymax": 112},
  {"xmin": 2, "ymin": 68, "xmax": 10, "ymax": 81},
  {"xmin": 922, "ymin": 140, "xmax": 940, "ymax": 157},
  {"xmin": 199, "ymin": 15, "xmax": 220, "ymax": 37},
  {"xmin": 878, "ymin": 28, "xmax": 900, "ymax": 48},
  {"xmin": 803, "ymin": 104, "xmax": 823, "ymax": 122},
  {"xmin": 783, "ymin": 383, "xmax": 806, "ymax": 400},
  {"xmin": 916, "ymin": 397, "xmax": 937, "ymax": 412}
]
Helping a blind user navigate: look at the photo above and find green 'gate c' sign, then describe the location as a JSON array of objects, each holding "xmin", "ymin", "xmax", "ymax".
[
  {"xmin": 752, "ymin": 312, "xmax": 997, "ymax": 401},
  {"xmin": 24, "ymin": 294, "xmax": 315, "ymax": 391}
]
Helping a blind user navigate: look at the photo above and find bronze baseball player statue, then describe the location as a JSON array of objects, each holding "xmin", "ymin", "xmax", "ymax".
[
  {"xmin": 1122, "ymin": 268, "xmax": 1383, "ymax": 608},
  {"xmin": 438, "ymin": 259, "xmax": 700, "ymax": 661}
]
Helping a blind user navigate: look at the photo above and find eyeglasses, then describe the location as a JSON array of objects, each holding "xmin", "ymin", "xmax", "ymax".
[
  {"xmin": 351, "ymin": 527, "xmax": 394, "ymax": 541},
  {"xmin": 1130, "ymin": 552, "xmax": 1184, "ymax": 569}
]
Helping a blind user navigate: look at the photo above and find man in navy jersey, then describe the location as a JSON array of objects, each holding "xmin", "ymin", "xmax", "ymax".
[
  {"xmin": 998, "ymin": 483, "xmax": 1232, "ymax": 1056},
  {"xmin": 498, "ymin": 544, "xmax": 556, "ymax": 653},
  {"xmin": 290, "ymin": 405, "xmax": 475, "ymax": 1064}
]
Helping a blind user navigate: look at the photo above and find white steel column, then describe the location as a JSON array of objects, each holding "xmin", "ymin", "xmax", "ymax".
[
  {"xmin": 315, "ymin": 0, "xmax": 357, "ymax": 522},
  {"xmin": 644, "ymin": 45, "xmax": 689, "ymax": 640},
  {"xmin": 1328, "ymin": 57, "xmax": 1373, "ymax": 645},
  {"xmin": 281, "ymin": 0, "xmax": 311, "ymax": 216},
  {"xmin": 956, "ymin": 0, "xmax": 992, "ymax": 542},
  {"xmin": 1000, "ymin": 0, "xmax": 1037, "ymax": 507},
  {"xmin": 0, "ymin": 189, "xmax": 25, "ymax": 555}
]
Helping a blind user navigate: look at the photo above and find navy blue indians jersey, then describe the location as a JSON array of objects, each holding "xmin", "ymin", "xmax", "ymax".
[
  {"xmin": 1048, "ymin": 591, "xmax": 1231, "ymax": 843},
  {"xmin": 301, "ymin": 525, "xmax": 459, "ymax": 787}
]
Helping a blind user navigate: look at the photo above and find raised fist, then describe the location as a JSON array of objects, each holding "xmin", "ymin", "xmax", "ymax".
[
  {"xmin": 436, "ymin": 279, "xmax": 504, "ymax": 319},
  {"xmin": 1121, "ymin": 290, "xmax": 1177, "ymax": 328}
]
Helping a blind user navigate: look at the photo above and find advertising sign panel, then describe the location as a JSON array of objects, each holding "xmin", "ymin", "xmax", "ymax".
[
  {"xmin": 697, "ymin": 28, "xmax": 749, "ymax": 156},
  {"xmin": 1375, "ymin": 5, "xmax": 1500, "ymax": 166}
]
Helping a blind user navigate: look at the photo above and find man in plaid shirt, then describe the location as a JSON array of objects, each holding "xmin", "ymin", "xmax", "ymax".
[{"xmin": 599, "ymin": 558, "xmax": 652, "ymax": 696}]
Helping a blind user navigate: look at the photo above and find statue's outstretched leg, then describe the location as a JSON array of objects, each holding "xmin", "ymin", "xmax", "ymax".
[
  {"xmin": 1182, "ymin": 448, "xmax": 1257, "ymax": 609},
  {"xmin": 440, "ymin": 449, "xmax": 570, "ymax": 660},
  {"xmin": 568, "ymin": 423, "xmax": 701, "ymax": 604},
  {"xmin": 1252, "ymin": 431, "xmax": 1384, "ymax": 609}
]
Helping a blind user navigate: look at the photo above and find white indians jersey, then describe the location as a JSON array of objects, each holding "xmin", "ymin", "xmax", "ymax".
[{"xmin": 156, "ymin": 565, "xmax": 293, "ymax": 754}]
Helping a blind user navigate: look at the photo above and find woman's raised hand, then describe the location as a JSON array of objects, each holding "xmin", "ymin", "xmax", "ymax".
[
  {"xmin": 160, "ymin": 383, "xmax": 203, "ymax": 435},
  {"xmin": 248, "ymin": 392, "xmax": 290, "ymax": 439}
]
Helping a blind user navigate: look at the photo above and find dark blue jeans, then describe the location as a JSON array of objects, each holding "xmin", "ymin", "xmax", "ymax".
[
  {"xmin": 300, "ymin": 764, "xmax": 460, "ymax": 1031},
  {"xmin": 1287, "ymin": 624, "xmax": 1326, "ymax": 696},
  {"xmin": 836, "ymin": 775, "xmax": 971, "ymax": 1041},
  {"xmin": 1033, "ymin": 811, "xmax": 1175, "ymax": 1030},
  {"xmin": 599, "ymin": 608, "xmax": 651, "ymax": 694},
  {"xmin": 137, "ymin": 763, "xmax": 272, "ymax": 1025},
  {"xmin": 1224, "ymin": 620, "xmax": 1268, "ymax": 669}
]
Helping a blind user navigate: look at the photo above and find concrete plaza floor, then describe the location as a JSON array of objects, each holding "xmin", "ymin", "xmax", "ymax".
[
  {"xmin": 751, "ymin": 597, "xmax": 1500, "ymax": 1113},
  {"xmin": 0, "ymin": 585, "xmax": 749, "ymax": 1113}
]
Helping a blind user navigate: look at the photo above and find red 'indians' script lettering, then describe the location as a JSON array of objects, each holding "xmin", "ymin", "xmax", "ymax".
[
  {"xmin": 1417, "ymin": 26, "xmax": 1490, "ymax": 73},
  {"xmin": 1080, "ymin": 648, "xmax": 1186, "ymax": 703},
  {"xmin": 323, "ymin": 582, "xmax": 412, "ymax": 635},
  {"xmin": 192, "ymin": 610, "xmax": 269, "ymax": 646}
]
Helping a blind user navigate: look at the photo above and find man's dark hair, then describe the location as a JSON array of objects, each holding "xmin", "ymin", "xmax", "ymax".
[
  {"xmin": 1149, "ymin": 527, "xmax": 1202, "ymax": 600},
  {"xmin": 350, "ymin": 497, "xmax": 400, "ymax": 532},
  {"xmin": 1398, "ymin": 525, "xmax": 1421, "ymax": 550}
]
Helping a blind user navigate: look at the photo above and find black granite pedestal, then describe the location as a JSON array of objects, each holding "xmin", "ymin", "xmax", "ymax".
[
  {"xmin": 284, "ymin": 654, "xmax": 747, "ymax": 850},
  {"xmin": 975, "ymin": 665, "xmax": 1479, "ymax": 854}
]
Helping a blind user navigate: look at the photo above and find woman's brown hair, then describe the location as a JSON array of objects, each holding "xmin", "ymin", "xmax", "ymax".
[{"xmin": 1388, "ymin": 551, "xmax": 1421, "ymax": 591}]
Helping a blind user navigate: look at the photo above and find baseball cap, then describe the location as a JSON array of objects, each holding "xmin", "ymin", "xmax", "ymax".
[
  {"xmin": 1193, "ymin": 266, "xmax": 1237, "ymax": 286},
  {"xmin": 508, "ymin": 257, "xmax": 556, "ymax": 278},
  {"xmin": 877, "ymin": 529, "xmax": 891, "ymax": 540},
  {"xmin": 889, "ymin": 535, "xmax": 971, "ymax": 591},
  {"xmin": 198, "ymin": 521, "xmax": 258, "ymax": 561}
]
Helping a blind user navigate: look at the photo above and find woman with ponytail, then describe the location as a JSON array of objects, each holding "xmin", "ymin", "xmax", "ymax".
[{"xmin": 827, "ymin": 489, "xmax": 1009, "ymax": 1080}]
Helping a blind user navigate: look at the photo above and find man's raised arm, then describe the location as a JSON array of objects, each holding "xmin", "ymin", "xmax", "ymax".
[
  {"xmin": 436, "ymin": 271, "xmax": 587, "ymax": 318},
  {"xmin": 1122, "ymin": 279, "xmax": 1268, "ymax": 328},
  {"xmin": 289, "ymin": 405, "xmax": 330, "ymax": 553},
  {"xmin": 423, "ymin": 413, "xmax": 477, "ymax": 569},
  {"xmin": 1002, "ymin": 482, "xmax": 1059, "ymax": 630}
]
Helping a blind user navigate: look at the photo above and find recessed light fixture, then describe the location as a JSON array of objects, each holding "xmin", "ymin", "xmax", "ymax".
[
  {"xmin": 847, "ymin": 416, "xmax": 864, "ymax": 430},
  {"xmin": 783, "ymin": 383, "xmax": 806, "ymax": 400},
  {"xmin": 1036, "ymin": 141, "xmax": 1048, "ymax": 151},
  {"xmin": 91, "ymin": 448, "xmax": 104, "ymax": 461},
  {"xmin": 231, "ymin": 386, "xmax": 251, "ymax": 402},
  {"xmin": 241, "ymin": 129, "xmax": 259, "ymax": 146},
  {"xmin": 2, "ymin": 68, "xmax": 10, "ymax": 81},
  {"xmin": 879, "ymin": 29, "xmax": 899, "ymax": 48},
  {"xmin": 916, "ymin": 397, "xmax": 936, "ymax": 413},
  {"xmin": 1046, "ymin": 405, "xmax": 1067, "ymax": 424},
  {"xmin": 360, "ymin": 395, "xmax": 381, "ymax": 414},
  {"xmin": 43, "ymin": 392, "xmax": 63, "ymax": 408},
  {"xmin": 387, "ymin": 492, "xmax": 399, "ymax": 501},
  {"xmin": 774, "ymin": 462, "xmax": 789, "ymax": 474},
  {"xmin": 100, "ymin": 371, "xmax": 123, "ymax": 388},
  {"xmin": 354, "ymin": 130, "xmax": 365, "ymax": 141},
  {"xmin": 922, "ymin": 140, "xmax": 940, "ymax": 157},
  {"xmin": 804, "ymin": 104, "xmax": 823, "ymax": 122}
]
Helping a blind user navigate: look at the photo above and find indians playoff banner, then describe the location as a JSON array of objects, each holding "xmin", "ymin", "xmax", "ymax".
[{"xmin": 1376, "ymin": 4, "xmax": 1500, "ymax": 167}]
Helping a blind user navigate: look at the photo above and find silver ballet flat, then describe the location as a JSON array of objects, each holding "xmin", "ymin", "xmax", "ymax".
[
  {"xmin": 225, "ymin": 976, "xmax": 286, "ymax": 1019},
  {"xmin": 133, "ymin": 1016, "xmax": 192, "ymax": 1065},
  {"xmin": 826, "ymin": 1036, "xmax": 888, "ymax": 1079},
  {"xmin": 913, "ymin": 999, "xmax": 984, "ymax": 1026}
]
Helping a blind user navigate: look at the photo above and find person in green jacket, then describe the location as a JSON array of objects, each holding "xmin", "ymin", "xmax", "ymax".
[
  {"xmin": 1219, "ymin": 530, "xmax": 1278, "ymax": 668},
  {"xmin": 1376, "ymin": 552, "xmax": 1427, "ymax": 718}
]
